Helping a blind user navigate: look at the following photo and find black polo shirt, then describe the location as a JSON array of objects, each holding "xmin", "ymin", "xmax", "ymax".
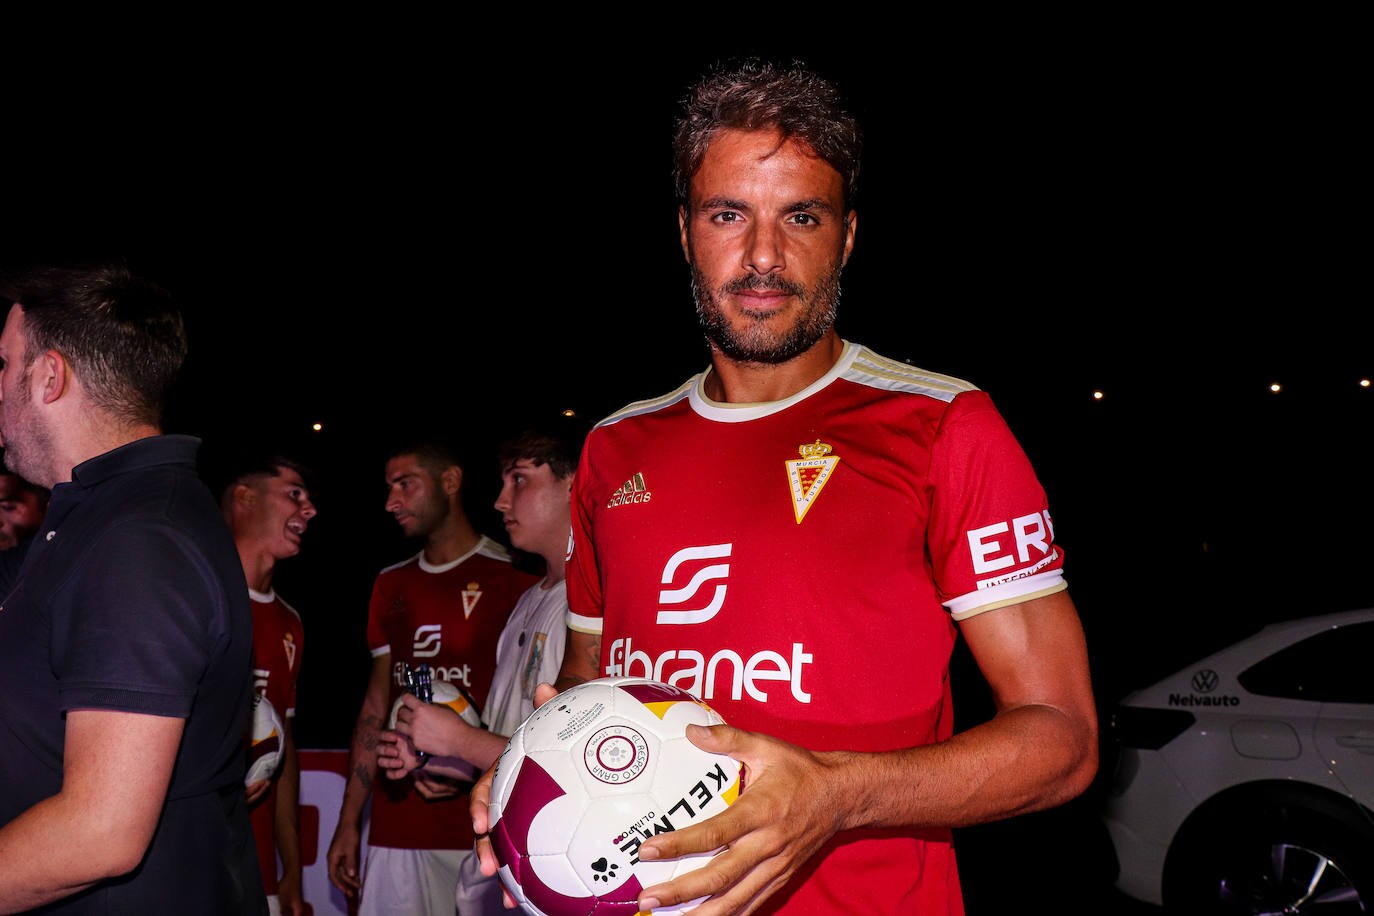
[{"xmin": 0, "ymin": 435, "xmax": 266, "ymax": 914}]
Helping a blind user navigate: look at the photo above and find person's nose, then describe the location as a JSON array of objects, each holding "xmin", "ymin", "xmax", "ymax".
[
  {"xmin": 299, "ymin": 497, "xmax": 317, "ymax": 520},
  {"xmin": 744, "ymin": 220, "xmax": 785, "ymax": 275}
]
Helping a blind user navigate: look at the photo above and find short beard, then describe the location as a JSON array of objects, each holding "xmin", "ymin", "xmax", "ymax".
[
  {"xmin": 408, "ymin": 489, "xmax": 452, "ymax": 540},
  {"xmin": 691, "ymin": 262, "xmax": 842, "ymax": 365}
]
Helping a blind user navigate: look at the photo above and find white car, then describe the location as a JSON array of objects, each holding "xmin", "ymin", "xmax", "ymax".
[{"xmin": 1103, "ymin": 607, "xmax": 1374, "ymax": 913}]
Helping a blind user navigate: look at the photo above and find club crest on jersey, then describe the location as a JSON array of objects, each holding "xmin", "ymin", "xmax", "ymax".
[
  {"xmin": 461, "ymin": 581, "xmax": 482, "ymax": 619},
  {"xmin": 283, "ymin": 632, "xmax": 297, "ymax": 670},
  {"xmin": 786, "ymin": 439, "xmax": 840, "ymax": 524}
]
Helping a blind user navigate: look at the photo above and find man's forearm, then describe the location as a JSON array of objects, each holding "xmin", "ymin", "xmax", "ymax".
[
  {"xmin": 275, "ymin": 733, "xmax": 302, "ymax": 876},
  {"xmin": 0, "ymin": 795, "xmax": 107, "ymax": 910}
]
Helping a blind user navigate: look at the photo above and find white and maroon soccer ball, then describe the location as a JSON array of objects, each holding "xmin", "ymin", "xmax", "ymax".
[
  {"xmin": 245, "ymin": 693, "xmax": 285, "ymax": 785},
  {"xmin": 388, "ymin": 677, "xmax": 482, "ymax": 730},
  {"xmin": 389, "ymin": 678, "xmax": 484, "ymax": 780},
  {"xmin": 488, "ymin": 676, "xmax": 743, "ymax": 916}
]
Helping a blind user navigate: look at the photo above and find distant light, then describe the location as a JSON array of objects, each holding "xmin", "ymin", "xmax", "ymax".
[
  {"xmin": 1269, "ymin": 383, "xmax": 1282, "ymax": 393},
  {"xmin": 312, "ymin": 422, "xmax": 323, "ymax": 432},
  {"xmin": 1361, "ymin": 378, "xmax": 1371, "ymax": 389},
  {"xmin": 561, "ymin": 409, "xmax": 577, "ymax": 417},
  {"xmin": 1092, "ymin": 390, "xmax": 1104, "ymax": 401}
]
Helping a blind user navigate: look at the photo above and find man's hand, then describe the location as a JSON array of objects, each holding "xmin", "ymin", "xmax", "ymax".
[
  {"xmin": 244, "ymin": 778, "xmax": 270, "ymax": 807},
  {"xmin": 393, "ymin": 692, "xmax": 465, "ymax": 758},
  {"xmin": 633, "ymin": 724, "xmax": 844, "ymax": 916},
  {"xmin": 377, "ymin": 729, "xmax": 424, "ymax": 780},
  {"xmin": 471, "ymin": 682, "xmax": 560, "ymax": 910},
  {"xmin": 412, "ymin": 771, "xmax": 466, "ymax": 800},
  {"xmin": 276, "ymin": 868, "xmax": 305, "ymax": 916},
  {"xmin": 325, "ymin": 822, "xmax": 362, "ymax": 898}
]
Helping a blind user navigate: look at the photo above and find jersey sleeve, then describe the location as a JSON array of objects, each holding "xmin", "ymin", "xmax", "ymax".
[
  {"xmin": 366, "ymin": 572, "xmax": 392, "ymax": 657},
  {"xmin": 565, "ymin": 436, "xmax": 604, "ymax": 636},
  {"xmin": 928, "ymin": 390, "xmax": 1068, "ymax": 620}
]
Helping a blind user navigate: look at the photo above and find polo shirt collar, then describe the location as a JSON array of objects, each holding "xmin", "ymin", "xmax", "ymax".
[{"xmin": 69, "ymin": 434, "xmax": 201, "ymax": 489}]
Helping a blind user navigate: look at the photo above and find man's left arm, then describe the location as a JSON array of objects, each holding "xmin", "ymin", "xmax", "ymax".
[
  {"xmin": 274, "ymin": 721, "xmax": 305, "ymax": 915},
  {"xmin": 0, "ymin": 709, "xmax": 184, "ymax": 912},
  {"xmin": 632, "ymin": 590, "xmax": 1098, "ymax": 915}
]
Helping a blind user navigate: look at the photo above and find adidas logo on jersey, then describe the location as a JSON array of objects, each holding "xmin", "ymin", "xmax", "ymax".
[{"xmin": 607, "ymin": 472, "xmax": 652, "ymax": 508}]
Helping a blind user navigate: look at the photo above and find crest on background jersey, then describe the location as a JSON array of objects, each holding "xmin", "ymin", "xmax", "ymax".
[
  {"xmin": 462, "ymin": 581, "xmax": 483, "ymax": 619},
  {"xmin": 786, "ymin": 439, "xmax": 841, "ymax": 524},
  {"xmin": 283, "ymin": 632, "xmax": 297, "ymax": 670}
]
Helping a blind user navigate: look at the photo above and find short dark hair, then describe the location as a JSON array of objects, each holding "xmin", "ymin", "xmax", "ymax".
[
  {"xmin": 498, "ymin": 413, "xmax": 591, "ymax": 480},
  {"xmin": 387, "ymin": 440, "xmax": 465, "ymax": 481},
  {"xmin": 210, "ymin": 452, "xmax": 315, "ymax": 509},
  {"xmin": 0, "ymin": 261, "xmax": 187, "ymax": 427},
  {"xmin": 672, "ymin": 58, "xmax": 862, "ymax": 211}
]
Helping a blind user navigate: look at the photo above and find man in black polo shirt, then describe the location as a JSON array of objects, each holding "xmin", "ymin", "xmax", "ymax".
[{"xmin": 0, "ymin": 263, "xmax": 267, "ymax": 914}]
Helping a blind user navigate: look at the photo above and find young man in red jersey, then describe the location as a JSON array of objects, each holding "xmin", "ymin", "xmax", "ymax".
[
  {"xmin": 220, "ymin": 453, "xmax": 318, "ymax": 916},
  {"xmin": 327, "ymin": 440, "xmax": 538, "ymax": 915},
  {"xmin": 470, "ymin": 60, "xmax": 1098, "ymax": 916},
  {"xmin": 377, "ymin": 415, "xmax": 589, "ymax": 914}
]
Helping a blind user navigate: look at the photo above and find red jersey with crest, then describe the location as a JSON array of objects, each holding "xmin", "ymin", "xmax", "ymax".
[
  {"xmin": 248, "ymin": 588, "xmax": 304, "ymax": 893},
  {"xmin": 567, "ymin": 342, "xmax": 1069, "ymax": 916},
  {"xmin": 366, "ymin": 537, "xmax": 539, "ymax": 849}
]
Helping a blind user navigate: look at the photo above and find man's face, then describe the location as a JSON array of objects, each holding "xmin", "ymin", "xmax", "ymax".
[
  {"xmin": 0, "ymin": 473, "xmax": 44, "ymax": 550},
  {"xmin": 0, "ymin": 306, "xmax": 55, "ymax": 487},
  {"xmin": 242, "ymin": 468, "xmax": 316, "ymax": 560},
  {"xmin": 494, "ymin": 458, "xmax": 572, "ymax": 558},
  {"xmin": 679, "ymin": 128, "xmax": 855, "ymax": 365},
  {"xmin": 384, "ymin": 454, "xmax": 451, "ymax": 539}
]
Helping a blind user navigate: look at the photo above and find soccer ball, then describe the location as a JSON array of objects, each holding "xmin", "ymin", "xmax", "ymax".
[
  {"xmin": 488, "ymin": 676, "xmax": 743, "ymax": 915},
  {"xmin": 245, "ymin": 693, "xmax": 285, "ymax": 785},
  {"xmin": 388, "ymin": 677, "xmax": 482, "ymax": 730},
  {"xmin": 389, "ymin": 678, "xmax": 484, "ymax": 779}
]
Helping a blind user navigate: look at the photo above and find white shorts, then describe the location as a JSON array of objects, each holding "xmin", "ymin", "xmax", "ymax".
[
  {"xmin": 453, "ymin": 846, "xmax": 505, "ymax": 916},
  {"xmin": 359, "ymin": 845, "xmax": 466, "ymax": 916}
]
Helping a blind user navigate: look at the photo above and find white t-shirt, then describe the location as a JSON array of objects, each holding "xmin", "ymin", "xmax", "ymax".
[{"xmin": 483, "ymin": 578, "xmax": 568, "ymax": 739}]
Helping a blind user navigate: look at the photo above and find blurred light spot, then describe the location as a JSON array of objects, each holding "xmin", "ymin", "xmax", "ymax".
[
  {"xmin": 561, "ymin": 409, "xmax": 577, "ymax": 417},
  {"xmin": 1092, "ymin": 390, "xmax": 1104, "ymax": 401},
  {"xmin": 1269, "ymin": 383, "xmax": 1282, "ymax": 393},
  {"xmin": 312, "ymin": 422, "xmax": 323, "ymax": 432},
  {"xmin": 1361, "ymin": 378, "xmax": 1371, "ymax": 388}
]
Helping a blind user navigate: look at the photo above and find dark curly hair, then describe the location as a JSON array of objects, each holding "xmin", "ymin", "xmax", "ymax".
[{"xmin": 672, "ymin": 58, "xmax": 862, "ymax": 211}]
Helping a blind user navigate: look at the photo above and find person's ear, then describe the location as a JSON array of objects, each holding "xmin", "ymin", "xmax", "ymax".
[
  {"xmin": 441, "ymin": 465, "xmax": 462, "ymax": 497},
  {"xmin": 234, "ymin": 483, "xmax": 257, "ymax": 509},
  {"xmin": 38, "ymin": 350, "xmax": 67, "ymax": 404}
]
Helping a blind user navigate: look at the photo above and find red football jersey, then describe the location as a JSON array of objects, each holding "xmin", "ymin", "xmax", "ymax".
[
  {"xmin": 365, "ymin": 537, "xmax": 539, "ymax": 849},
  {"xmin": 567, "ymin": 342, "xmax": 1068, "ymax": 915},
  {"xmin": 248, "ymin": 589, "xmax": 304, "ymax": 892}
]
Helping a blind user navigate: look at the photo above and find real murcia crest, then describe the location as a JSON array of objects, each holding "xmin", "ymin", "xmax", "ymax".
[
  {"xmin": 462, "ymin": 581, "xmax": 482, "ymax": 619},
  {"xmin": 786, "ymin": 439, "xmax": 840, "ymax": 524},
  {"xmin": 283, "ymin": 632, "xmax": 297, "ymax": 670}
]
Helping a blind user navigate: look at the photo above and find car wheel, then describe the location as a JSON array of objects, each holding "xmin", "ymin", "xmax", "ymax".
[{"xmin": 1164, "ymin": 799, "xmax": 1374, "ymax": 914}]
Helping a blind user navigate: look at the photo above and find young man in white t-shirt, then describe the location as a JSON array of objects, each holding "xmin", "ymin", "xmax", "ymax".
[{"xmin": 377, "ymin": 414, "xmax": 589, "ymax": 914}]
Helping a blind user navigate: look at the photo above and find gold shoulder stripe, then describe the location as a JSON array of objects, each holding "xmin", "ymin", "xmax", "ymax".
[{"xmin": 596, "ymin": 377, "xmax": 697, "ymax": 428}]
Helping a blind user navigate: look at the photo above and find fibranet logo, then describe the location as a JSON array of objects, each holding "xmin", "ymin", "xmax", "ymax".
[
  {"xmin": 393, "ymin": 659, "xmax": 473, "ymax": 690},
  {"xmin": 608, "ymin": 542, "xmax": 815, "ymax": 703},
  {"xmin": 605, "ymin": 638, "xmax": 814, "ymax": 704}
]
